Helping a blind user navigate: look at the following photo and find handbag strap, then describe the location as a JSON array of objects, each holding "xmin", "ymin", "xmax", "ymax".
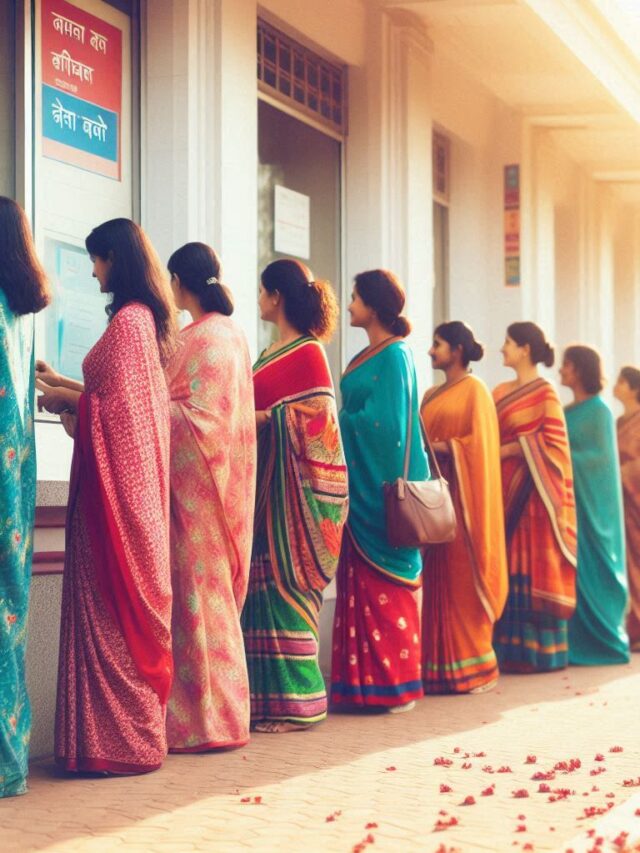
[{"xmin": 402, "ymin": 379, "xmax": 447, "ymax": 482}]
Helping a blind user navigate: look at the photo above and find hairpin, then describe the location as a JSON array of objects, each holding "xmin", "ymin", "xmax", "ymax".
[
  {"xmin": 206, "ymin": 276, "xmax": 219, "ymax": 286},
  {"xmin": 307, "ymin": 280, "xmax": 315, "ymax": 288}
]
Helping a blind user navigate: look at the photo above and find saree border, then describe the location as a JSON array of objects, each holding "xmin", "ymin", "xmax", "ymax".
[{"xmin": 341, "ymin": 336, "xmax": 402, "ymax": 379}]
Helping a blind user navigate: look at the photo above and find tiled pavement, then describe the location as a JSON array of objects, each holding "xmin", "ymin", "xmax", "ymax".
[{"xmin": 3, "ymin": 657, "xmax": 640, "ymax": 853}]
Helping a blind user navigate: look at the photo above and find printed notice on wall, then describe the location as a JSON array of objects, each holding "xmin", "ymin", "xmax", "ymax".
[
  {"xmin": 43, "ymin": 239, "xmax": 108, "ymax": 382},
  {"xmin": 41, "ymin": 0, "xmax": 122, "ymax": 179},
  {"xmin": 504, "ymin": 164, "xmax": 520, "ymax": 287},
  {"xmin": 274, "ymin": 185, "xmax": 310, "ymax": 259}
]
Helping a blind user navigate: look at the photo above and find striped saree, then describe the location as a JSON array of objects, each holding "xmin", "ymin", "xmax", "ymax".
[
  {"xmin": 242, "ymin": 337, "xmax": 348, "ymax": 725},
  {"xmin": 421, "ymin": 375, "xmax": 508, "ymax": 694},
  {"xmin": 493, "ymin": 379, "xmax": 577, "ymax": 672},
  {"xmin": 618, "ymin": 409, "xmax": 640, "ymax": 650}
]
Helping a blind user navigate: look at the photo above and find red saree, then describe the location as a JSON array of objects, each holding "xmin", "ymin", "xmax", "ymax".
[
  {"xmin": 618, "ymin": 409, "xmax": 640, "ymax": 650},
  {"xmin": 55, "ymin": 303, "xmax": 172, "ymax": 774},
  {"xmin": 493, "ymin": 379, "xmax": 577, "ymax": 672}
]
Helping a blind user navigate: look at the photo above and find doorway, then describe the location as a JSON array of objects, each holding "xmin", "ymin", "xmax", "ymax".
[{"xmin": 257, "ymin": 99, "xmax": 342, "ymax": 379}]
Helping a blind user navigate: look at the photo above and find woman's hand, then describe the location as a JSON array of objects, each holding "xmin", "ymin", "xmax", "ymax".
[
  {"xmin": 36, "ymin": 380, "xmax": 77, "ymax": 415},
  {"xmin": 500, "ymin": 441, "xmax": 522, "ymax": 460},
  {"xmin": 35, "ymin": 360, "xmax": 61, "ymax": 387},
  {"xmin": 60, "ymin": 411, "xmax": 77, "ymax": 438},
  {"xmin": 256, "ymin": 410, "xmax": 272, "ymax": 430}
]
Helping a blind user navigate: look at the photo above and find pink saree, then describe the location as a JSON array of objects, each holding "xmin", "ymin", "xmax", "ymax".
[
  {"xmin": 166, "ymin": 313, "xmax": 256, "ymax": 750},
  {"xmin": 618, "ymin": 409, "xmax": 640, "ymax": 650},
  {"xmin": 55, "ymin": 303, "xmax": 172, "ymax": 774}
]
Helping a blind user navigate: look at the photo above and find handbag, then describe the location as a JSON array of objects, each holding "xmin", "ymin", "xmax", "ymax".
[{"xmin": 383, "ymin": 382, "xmax": 457, "ymax": 548}]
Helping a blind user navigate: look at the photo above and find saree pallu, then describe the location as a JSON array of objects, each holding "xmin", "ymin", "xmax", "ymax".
[
  {"xmin": 566, "ymin": 396, "xmax": 629, "ymax": 666},
  {"xmin": 617, "ymin": 410, "xmax": 640, "ymax": 650},
  {"xmin": 55, "ymin": 303, "xmax": 172, "ymax": 773},
  {"xmin": 421, "ymin": 376, "xmax": 508, "ymax": 694},
  {"xmin": 0, "ymin": 294, "xmax": 35, "ymax": 798},
  {"xmin": 166, "ymin": 314, "xmax": 256, "ymax": 751},
  {"xmin": 242, "ymin": 337, "xmax": 348, "ymax": 725},
  {"xmin": 493, "ymin": 379, "xmax": 577, "ymax": 672},
  {"xmin": 331, "ymin": 340, "xmax": 428, "ymax": 707}
]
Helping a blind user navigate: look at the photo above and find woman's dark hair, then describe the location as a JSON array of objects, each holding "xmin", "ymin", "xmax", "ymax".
[
  {"xmin": 507, "ymin": 321, "xmax": 554, "ymax": 367},
  {"xmin": 619, "ymin": 365, "xmax": 640, "ymax": 403},
  {"xmin": 0, "ymin": 196, "xmax": 51, "ymax": 316},
  {"xmin": 563, "ymin": 344, "xmax": 604, "ymax": 395},
  {"xmin": 85, "ymin": 218, "xmax": 176, "ymax": 364},
  {"xmin": 261, "ymin": 258, "xmax": 338, "ymax": 342},
  {"xmin": 353, "ymin": 269, "xmax": 411, "ymax": 337},
  {"xmin": 167, "ymin": 242, "xmax": 233, "ymax": 316},
  {"xmin": 434, "ymin": 320, "xmax": 484, "ymax": 367}
]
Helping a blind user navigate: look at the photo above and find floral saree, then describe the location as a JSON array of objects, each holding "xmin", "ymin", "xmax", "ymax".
[
  {"xmin": 242, "ymin": 337, "xmax": 348, "ymax": 725},
  {"xmin": 55, "ymin": 302, "xmax": 173, "ymax": 773},
  {"xmin": 421, "ymin": 375, "xmax": 508, "ymax": 694},
  {"xmin": 566, "ymin": 395, "xmax": 629, "ymax": 665},
  {"xmin": 618, "ymin": 409, "xmax": 640, "ymax": 650},
  {"xmin": 331, "ymin": 339, "xmax": 428, "ymax": 707},
  {"xmin": 166, "ymin": 314, "xmax": 256, "ymax": 750},
  {"xmin": 0, "ymin": 291, "xmax": 35, "ymax": 797},
  {"xmin": 493, "ymin": 379, "xmax": 577, "ymax": 672}
]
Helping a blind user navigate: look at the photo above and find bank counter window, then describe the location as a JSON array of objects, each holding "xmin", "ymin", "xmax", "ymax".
[{"xmin": 30, "ymin": 0, "xmax": 138, "ymax": 483}]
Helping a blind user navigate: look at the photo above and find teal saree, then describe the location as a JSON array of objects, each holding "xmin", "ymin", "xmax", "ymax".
[
  {"xmin": 565, "ymin": 395, "xmax": 630, "ymax": 665},
  {"xmin": 0, "ymin": 290, "xmax": 35, "ymax": 797}
]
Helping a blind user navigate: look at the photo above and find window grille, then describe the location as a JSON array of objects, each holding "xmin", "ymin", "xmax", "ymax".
[
  {"xmin": 432, "ymin": 132, "xmax": 450, "ymax": 205},
  {"xmin": 257, "ymin": 19, "xmax": 347, "ymax": 135}
]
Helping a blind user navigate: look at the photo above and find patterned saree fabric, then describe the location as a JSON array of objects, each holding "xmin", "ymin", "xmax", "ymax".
[
  {"xmin": 166, "ymin": 314, "xmax": 256, "ymax": 751},
  {"xmin": 420, "ymin": 375, "xmax": 508, "ymax": 694},
  {"xmin": 565, "ymin": 396, "xmax": 630, "ymax": 665},
  {"xmin": 0, "ymin": 292, "xmax": 35, "ymax": 797},
  {"xmin": 242, "ymin": 337, "xmax": 348, "ymax": 724},
  {"xmin": 331, "ymin": 339, "xmax": 428, "ymax": 707},
  {"xmin": 493, "ymin": 378, "xmax": 577, "ymax": 672},
  {"xmin": 55, "ymin": 303, "xmax": 173, "ymax": 773},
  {"xmin": 618, "ymin": 409, "xmax": 640, "ymax": 650}
]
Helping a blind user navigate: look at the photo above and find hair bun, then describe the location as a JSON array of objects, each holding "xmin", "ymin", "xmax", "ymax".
[
  {"xmin": 391, "ymin": 315, "xmax": 412, "ymax": 337},
  {"xmin": 543, "ymin": 342, "xmax": 555, "ymax": 368},
  {"xmin": 471, "ymin": 341, "xmax": 484, "ymax": 362}
]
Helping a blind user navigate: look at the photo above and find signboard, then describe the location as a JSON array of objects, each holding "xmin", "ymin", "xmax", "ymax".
[
  {"xmin": 41, "ymin": 0, "xmax": 122, "ymax": 179},
  {"xmin": 274, "ymin": 185, "xmax": 310, "ymax": 259},
  {"xmin": 504, "ymin": 164, "xmax": 520, "ymax": 287}
]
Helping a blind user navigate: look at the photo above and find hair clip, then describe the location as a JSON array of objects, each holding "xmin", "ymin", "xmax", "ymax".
[
  {"xmin": 206, "ymin": 276, "xmax": 219, "ymax": 286},
  {"xmin": 307, "ymin": 280, "xmax": 315, "ymax": 288}
]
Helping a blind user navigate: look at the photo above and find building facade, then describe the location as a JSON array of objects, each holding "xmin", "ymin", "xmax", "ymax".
[{"xmin": 2, "ymin": 0, "xmax": 639, "ymax": 756}]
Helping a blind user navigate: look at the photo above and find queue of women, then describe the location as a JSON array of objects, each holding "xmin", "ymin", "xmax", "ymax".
[{"xmin": 1, "ymin": 196, "xmax": 639, "ymax": 798}]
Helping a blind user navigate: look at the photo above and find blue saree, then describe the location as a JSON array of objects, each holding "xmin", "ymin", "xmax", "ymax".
[
  {"xmin": 0, "ymin": 290, "xmax": 35, "ymax": 797},
  {"xmin": 565, "ymin": 395, "xmax": 630, "ymax": 665}
]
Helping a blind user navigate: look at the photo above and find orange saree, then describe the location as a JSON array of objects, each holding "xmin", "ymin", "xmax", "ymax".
[
  {"xmin": 618, "ymin": 409, "xmax": 640, "ymax": 650},
  {"xmin": 420, "ymin": 375, "xmax": 508, "ymax": 693},
  {"xmin": 493, "ymin": 379, "xmax": 577, "ymax": 671}
]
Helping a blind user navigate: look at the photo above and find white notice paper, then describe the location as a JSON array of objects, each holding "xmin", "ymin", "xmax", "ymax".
[{"xmin": 274, "ymin": 185, "xmax": 310, "ymax": 259}]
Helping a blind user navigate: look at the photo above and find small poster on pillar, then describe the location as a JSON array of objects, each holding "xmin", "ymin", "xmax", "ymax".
[
  {"xmin": 504, "ymin": 164, "xmax": 520, "ymax": 287},
  {"xmin": 40, "ymin": 0, "xmax": 122, "ymax": 180}
]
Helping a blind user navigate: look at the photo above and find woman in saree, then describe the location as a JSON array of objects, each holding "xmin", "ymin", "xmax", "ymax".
[
  {"xmin": 493, "ymin": 322, "xmax": 577, "ymax": 672},
  {"xmin": 331, "ymin": 270, "xmax": 429, "ymax": 712},
  {"xmin": 165, "ymin": 243, "xmax": 256, "ymax": 751},
  {"xmin": 0, "ymin": 198, "xmax": 50, "ymax": 797},
  {"xmin": 36, "ymin": 218, "xmax": 176, "ymax": 774},
  {"xmin": 561, "ymin": 345, "xmax": 630, "ymax": 665},
  {"xmin": 421, "ymin": 321, "xmax": 508, "ymax": 694},
  {"xmin": 242, "ymin": 259, "xmax": 348, "ymax": 733},
  {"xmin": 614, "ymin": 366, "xmax": 640, "ymax": 651}
]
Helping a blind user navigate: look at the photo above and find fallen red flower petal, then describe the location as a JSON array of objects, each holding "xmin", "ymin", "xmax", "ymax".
[
  {"xmin": 517, "ymin": 814, "xmax": 526, "ymax": 820},
  {"xmin": 612, "ymin": 832, "xmax": 629, "ymax": 850},
  {"xmin": 635, "ymin": 807, "xmax": 640, "ymax": 816},
  {"xmin": 554, "ymin": 758, "xmax": 581, "ymax": 773},
  {"xmin": 623, "ymin": 776, "xmax": 640, "ymax": 787},
  {"xmin": 461, "ymin": 795, "xmax": 476, "ymax": 806},
  {"xmin": 537, "ymin": 783, "xmax": 551, "ymax": 793},
  {"xmin": 453, "ymin": 747, "xmax": 461, "ymax": 754},
  {"xmin": 481, "ymin": 785, "xmax": 495, "ymax": 796},
  {"xmin": 461, "ymin": 762, "xmax": 472, "ymax": 769},
  {"xmin": 482, "ymin": 765, "xmax": 494, "ymax": 774},
  {"xmin": 326, "ymin": 815, "xmax": 336, "ymax": 823},
  {"xmin": 365, "ymin": 835, "xmax": 375, "ymax": 844},
  {"xmin": 513, "ymin": 789, "xmax": 530, "ymax": 798},
  {"xmin": 609, "ymin": 746, "xmax": 623, "ymax": 753},
  {"xmin": 440, "ymin": 784, "xmax": 453, "ymax": 793},
  {"xmin": 589, "ymin": 767, "xmax": 606, "ymax": 776},
  {"xmin": 434, "ymin": 758, "xmax": 453, "ymax": 768},
  {"xmin": 385, "ymin": 766, "xmax": 397, "ymax": 772},
  {"xmin": 365, "ymin": 823, "xmax": 378, "ymax": 830},
  {"xmin": 593, "ymin": 754, "xmax": 605, "ymax": 762},
  {"xmin": 473, "ymin": 751, "xmax": 487, "ymax": 757},
  {"xmin": 240, "ymin": 797, "xmax": 251, "ymax": 803},
  {"xmin": 497, "ymin": 766, "xmax": 513, "ymax": 773},
  {"xmin": 525, "ymin": 755, "xmax": 537, "ymax": 764},
  {"xmin": 515, "ymin": 824, "xmax": 527, "ymax": 833},
  {"xmin": 532, "ymin": 770, "xmax": 555, "ymax": 781},
  {"xmin": 433, "ymin": 816, "xmax": 459, "ymax": 832}
]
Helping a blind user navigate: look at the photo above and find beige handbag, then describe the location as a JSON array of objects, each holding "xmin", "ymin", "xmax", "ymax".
[{"xmin": 383, "ymin": 383, "xmax": 457, "ymax": 548}]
